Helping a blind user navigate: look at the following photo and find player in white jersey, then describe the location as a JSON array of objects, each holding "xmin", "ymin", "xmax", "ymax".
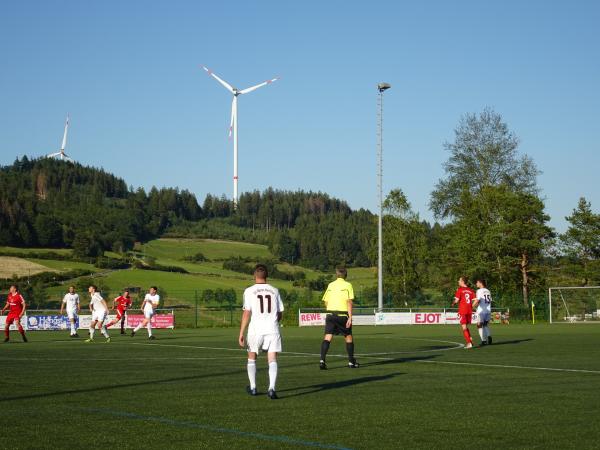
[
  {"xmin": 238, "ymin": 264, "xmax": 284, "ymax": 400},
  {"xmin": 59, "ymin": 286, "xmax": 80, "ymax": 337},
  {"xmin": 131, "ymin": 286, "xmax": 159, "ymax": 340},
  {"xmin": 473, "ymin": 279, "xmax": 493, "ymax": 346},
  {"xmin": 85, "ymin": 285, "xmax": 110, "ymax": 343}
]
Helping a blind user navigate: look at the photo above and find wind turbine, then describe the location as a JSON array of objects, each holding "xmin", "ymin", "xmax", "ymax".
[
  {"xmin": 47, "ymin": 115, "xmax": 74, "ymax": 162},
  {"xmin": 202, "ymin": 66, "xmax": 278, "ymax": 207}
]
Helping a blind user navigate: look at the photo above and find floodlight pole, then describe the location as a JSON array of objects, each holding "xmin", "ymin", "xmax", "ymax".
[{"xmin": 377, "ymin": 82, "xmax": 391, "ymax": 312}]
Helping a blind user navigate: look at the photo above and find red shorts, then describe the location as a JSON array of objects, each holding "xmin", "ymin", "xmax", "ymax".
[
  {"xmin": 5, "ymin": 313, "xmax": 22, "ymax": 326},
  {"xmin": 116, "ymin": 308, "xmax": 127, "ymax": 320},
  {"xmin": 459, "ymin": 313, "xmax": 472, "ymax": 325}
]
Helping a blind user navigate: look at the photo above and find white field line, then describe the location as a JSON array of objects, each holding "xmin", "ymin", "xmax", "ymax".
[
  {"xmin": 124, "ymin": 342, "xmax": 600, "ymax": 375},
  {"xmin": 414, "ymin": 360, "xmax": 600, "ymax": 374},
  {"xmin": 0, "ymin": 356, "xmax": 244, "ymax": 362},
  {"xmin": 50, "ymin": 339, "xmax": 600, "ymax": 375}
]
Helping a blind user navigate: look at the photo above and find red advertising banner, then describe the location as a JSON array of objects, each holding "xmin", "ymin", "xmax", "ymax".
[{"xmin": 126, "ymin": 314, "xmax": 175, "ymax": 329}]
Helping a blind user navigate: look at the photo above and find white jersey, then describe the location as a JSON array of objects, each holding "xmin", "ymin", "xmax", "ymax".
[
  {"xmin": 90, "ymin": 292, "xmax": 107, "ymax": 312},
  {"xmin": 62, "ymin": 293, "xmax": 80, "ymax": 311},
  {"xmin": 144, "ymin": 293, "xmax": 160, "ymax": 313},
  {"xmin": 476, "ymin": 288, "xmax": 492, "ymax": 313},
  {"xmin": 243, "ymin": 283, "xmax": 284, "ymax": 335}
]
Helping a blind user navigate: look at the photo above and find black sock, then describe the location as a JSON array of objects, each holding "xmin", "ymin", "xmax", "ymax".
[
  {"xmin": 320, "ymin": 340, "xmax": 330, "ymax": 361},
  {"xmin": 346, "ymin": 342, "xmax": 355, "ymax": 361}
]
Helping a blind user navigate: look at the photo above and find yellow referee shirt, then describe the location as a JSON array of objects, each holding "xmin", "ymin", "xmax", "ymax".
[{"xmin": 322, "ymin": 278, "xmax": 354, "ymax": 312}]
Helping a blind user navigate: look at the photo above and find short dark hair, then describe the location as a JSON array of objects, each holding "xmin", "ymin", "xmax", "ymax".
[
  {"xmin": 336, "ymin": 267, "xmax": 347, "ymax": 279},
  {"xmin": 150, "ymin": 286, "xmax": 158, "ymax": 291},
  {"xmin": 476, "ymin": 278, "xmax": 487, "ymax": 287},
  {"xmin": 89, "ymin": 285, "xmax": 97, "ymax": 291},
  {"xmin": 10, "ymin": 284, "xmax": 18, "ymax": 291},
  {"xmin": 459, "ymin": 276, "xmax": 469, "ymax": 285},
  {"xmin": 254, "ymin": 264, "xmax": 268, "ymax": 279}
]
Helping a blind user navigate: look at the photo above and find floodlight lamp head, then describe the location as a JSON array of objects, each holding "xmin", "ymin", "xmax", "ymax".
[{"xmin": 378, "ymin": 83, "xmax": 391, "ymax": 92}]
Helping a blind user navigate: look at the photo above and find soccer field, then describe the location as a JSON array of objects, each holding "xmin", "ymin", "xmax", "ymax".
[{"xmin": 1, "ymin": 325, "xmax": 599, "ymax": 449}]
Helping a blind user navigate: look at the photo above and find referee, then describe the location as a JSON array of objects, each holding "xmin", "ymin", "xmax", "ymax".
[{"xmin": 319, "ymin": 267, "xmax": 359, "ymax": 369}]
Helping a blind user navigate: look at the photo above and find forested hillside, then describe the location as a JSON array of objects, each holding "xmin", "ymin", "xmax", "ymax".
[{"xmin": 0, "ymin": 157, "xmax": 201, "ymax": 254}]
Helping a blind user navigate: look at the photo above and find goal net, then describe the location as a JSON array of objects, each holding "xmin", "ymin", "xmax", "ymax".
[{"xmin": 549, "ymin": 286, "xmax": 600, "ymax": 323}]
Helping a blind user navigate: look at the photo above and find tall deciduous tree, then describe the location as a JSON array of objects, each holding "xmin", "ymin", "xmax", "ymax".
[
  {"xmin": 383, "ymin": 189, "xmax": 428, "ymax": 304},
  {"xmin": 430, "ymin": 108, "xmax": 548, "ymax": 305},
  {"xmin": 430, "ymin": 108, "xmax": 539, "ymax": 219}
]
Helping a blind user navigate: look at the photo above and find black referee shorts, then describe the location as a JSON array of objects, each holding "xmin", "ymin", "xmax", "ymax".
[{"xmin": 324, "ymin": 313, "xmax": 352, "ymax": 336}]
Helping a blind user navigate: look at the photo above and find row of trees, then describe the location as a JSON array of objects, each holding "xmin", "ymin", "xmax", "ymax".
[{"xmin": 379, "ymin": 108, "xmax": 600, "ymax": 307}]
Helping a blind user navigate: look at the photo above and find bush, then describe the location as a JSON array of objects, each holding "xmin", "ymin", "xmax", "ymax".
[
  {"xmin": 133, "ymin": 260, "xmax": 188, "ymax": 274},
  {"xmin": 182, "ymin": 252, "xmax": 207, "ymax": 262},
  {"xmin": 0, "ymin": 269, "xmax": 94, "ymax": 290},
  {"xmin": 308, "ymin": 275, "xmax": 331, "ymax": 292},
  {"xmin": 222, "ymin": 257, "xmax": 307, "ymax": 282},
  {"xmin": 94, "ymin": 257, "xmax": 131, "ymax": 270}
]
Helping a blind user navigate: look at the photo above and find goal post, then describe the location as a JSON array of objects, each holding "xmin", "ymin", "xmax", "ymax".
[{"xmin": 548, "ymin": 286, "xmax": 600, "ymax": 323}]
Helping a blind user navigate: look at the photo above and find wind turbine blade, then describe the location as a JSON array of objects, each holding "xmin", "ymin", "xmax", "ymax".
[
  {"xmin": 47, "ymin": 152, "xmax": 61, "ymax": 158},
  {"xmin": 202, "ymin": 66, "xmax": 234, "ymax": 93},
  {"xmin": 61, "ymin": 115, "xmax": 69, "ymax": 151},
  {"xmin": 239, "ymin": 76, "xmax": 279, "ymax": 95}
]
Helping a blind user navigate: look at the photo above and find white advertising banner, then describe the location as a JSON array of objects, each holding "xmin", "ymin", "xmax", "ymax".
[
  {"xmin": 374, "ymin": 312, "xmax": 412, "ymax": 325},
  {"xmin": 352, "ymin": 315, "xmax": 375, "ymax": 325},
  {"xmin": 298, "ymin": 312, "xmax": 374, "ymax": 326},
  {"xmin": 0, "ymin": 315, "xmax": 28, "ymax": 330},
  {"xmin": 298, "ymin": 312, "xmax": 326, "ymax": 327},
  {"xmin": 78, "ymin": 314, "xmax": 120, "ymax": 329},
  {"xmin": 300, "ymin": 310, "xmax": 499, "ymax": 326},
  {"xmin": 375, "ymin": 311, "xmax": 483, "ymax": 325}
]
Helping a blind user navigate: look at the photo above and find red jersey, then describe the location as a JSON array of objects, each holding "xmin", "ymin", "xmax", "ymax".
[
  {"xmin": 454, "ymin": 287, "xmax": 475, "ymax": 315},
  {"xmin": 115, "ymin": 295, "xmax": 132, "ymax": 310},
  {"xmin": 6, "ymin": 293, "xmax": 25, "ymax": 315}
]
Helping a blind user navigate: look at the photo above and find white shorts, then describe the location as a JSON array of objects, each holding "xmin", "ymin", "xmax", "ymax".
[
  {"xmin": 144, "ymin": 307, "xmax": 155, "ymax": 319},
  {"xmin": 91, "ymin": 310, "xmax": 107, "ymax": 322},
  {"xmin": 247, "ymin": 333, "xmax": 282, "ymax": 354},
  {"xmin": 66, "ymin": 309, "xmax": 78, "ymax": 320},
  {"xmin": 477, "ymin": 310, "xmax": 491, "ymax": 325}
]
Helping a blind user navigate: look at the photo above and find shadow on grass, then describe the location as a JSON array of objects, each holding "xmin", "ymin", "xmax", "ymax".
[
  {"xmin": 360, "ymin": 354, "xmax": 439, "ymax": 368},
  {"xmin": 485, "ymin": 338, "xmax": 534, "ymax": 346},
  {"xmin": 279, "ymin": 372, "xmax": 404, "ymax": 398},
  {"xmin": 0, "ymin": 359, "xmax": 316, "ymax": 402}
]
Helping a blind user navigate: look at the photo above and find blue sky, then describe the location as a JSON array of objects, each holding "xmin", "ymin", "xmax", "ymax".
[{"xmin": 0, "ymin": 0, "xmax": 598, "ymax": 231}]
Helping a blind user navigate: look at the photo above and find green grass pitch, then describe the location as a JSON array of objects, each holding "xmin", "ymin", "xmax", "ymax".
[{"xmin": 1, "ymin": 324, "xmax": 599, "ymax": 449}]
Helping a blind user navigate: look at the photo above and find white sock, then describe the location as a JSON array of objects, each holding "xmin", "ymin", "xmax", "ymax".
[
  {"xmin": 89, "ymin": 328, "xmax": 95, "ymax": 339},
  {"xmin": 268, "ymin": 361, "xmax": 278, "ymax": 391},
  {"xmin": 70, "ymin": 323, "xmax": 76, "ymax": 335},
  {"xmin": 101, "ymin": 326, "xmax": 109, "ymax": 338},
  {"xmin": 133, "ymin": 324, "xmax": 142, "ymax": 332},
  {"xmin": 478, "ymin": 327, "xmax": 484, "ymax": 342},
  {"xmin": 146, "ymin": 323, "xmax": 152, "ymax": 337},
  {"xmin": 247, "ymin": 359, "xmax": 257, "ymax": 389}
]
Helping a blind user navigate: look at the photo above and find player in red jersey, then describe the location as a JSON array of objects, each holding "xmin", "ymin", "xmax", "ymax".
[
  {"xmin": 2, "ymin": 285, "xmax": 28, "ymax": 343},
  {"xmin": 452, "ymin": 276, "xmax": 475, "ymax": 349},
  {"xmin": 105, "ymin": 289, "xmax": 133, "ymax": 335}
]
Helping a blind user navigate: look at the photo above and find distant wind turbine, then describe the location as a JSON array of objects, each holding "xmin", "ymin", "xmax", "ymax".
[
  {"xmin": 201, "ymin": 66, "xmax": 278, "ymax": 207},
  {"xmin": 47, "ymin": 115, "xmax": 74, "ymax": 162}
]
